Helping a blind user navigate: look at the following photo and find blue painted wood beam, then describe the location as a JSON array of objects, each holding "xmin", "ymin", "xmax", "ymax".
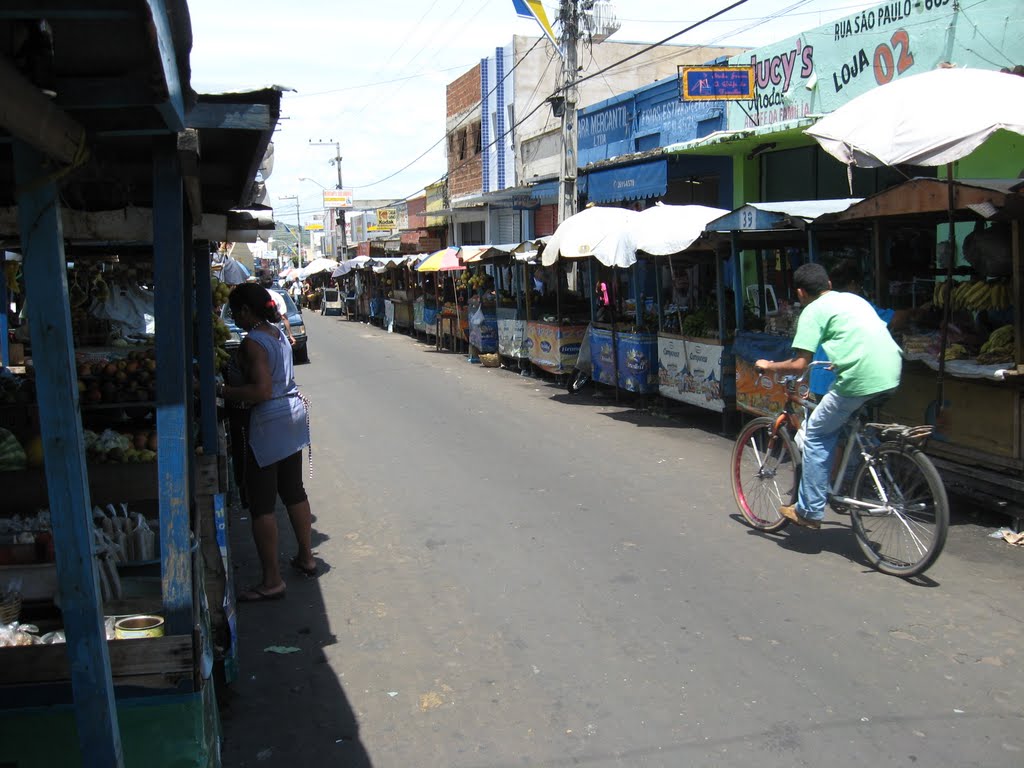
[
  {"xmin": 731, "ymin": 233, "xmax": 744, "ymax": 332},
  {"xmin": 0, "ymin": 280, "xmax": 8, "ymax": 366},
  {"xmin": 13, "ymin": 142, "xmax": 124, "ymax": 768},
  {"xmin": 194, "ymin": 246, "xmax": 219, "ymax": 453},
  {"xmin": 144, "ymin": 0, "xmax": 186, "ymax": 132},
  {"xmin": 153, "ymin": 138, "xmax": 193, "ymax": 635},
  {"xmin": 186, "ymin": 103, "xmax": 272, "ymax": 131}
]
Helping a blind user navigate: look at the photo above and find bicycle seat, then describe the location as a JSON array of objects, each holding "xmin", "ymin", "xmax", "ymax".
[{"xmin": 851, "ymin": 388, "xmax": 896, "ymax": 421}]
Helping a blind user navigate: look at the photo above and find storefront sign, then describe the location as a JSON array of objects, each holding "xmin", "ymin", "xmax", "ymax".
[
  {"xmin": 726, "ymin": 1, "xmax": 1024, "ymax": 130},
  {"xmin": 658, "ymin": 337, "xmax": 726, "ymax": 412},
  {"xmin": 369, "ymin": 208, "xmax": 397, "ymax": 231},
  {"xmin": 680, "ymin": 66, "xmax": 755, "ymax": 101},
  {"xmin": 579, "ymin": 103, "xmax": 633, "ymax": 150},
  {"xmin": 323, "ymin": 189, "xmax": 354, "ymax": 208}
]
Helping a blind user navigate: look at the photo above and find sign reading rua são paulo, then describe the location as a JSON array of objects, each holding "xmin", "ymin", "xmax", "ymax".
[{"xmin": 726, "ymin": 0, "xmax": 1024, "ymax": 130}]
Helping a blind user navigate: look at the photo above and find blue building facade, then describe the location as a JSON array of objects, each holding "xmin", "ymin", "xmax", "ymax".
[{"xmin": 576, "ymin": 75, "xmax": 733, "ymax": 209}]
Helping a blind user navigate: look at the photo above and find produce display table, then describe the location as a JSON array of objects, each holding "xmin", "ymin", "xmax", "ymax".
[
  {"xmin": 657, "ymin": 333, "xmax": 734, "ymax": 412},
  {"xmin": 526, "ymin": 322, "xmax": 587, "ymax": 375},
  {"xmin": 589, "ymin": 326, "xmax": 659, "ymax": 394}
]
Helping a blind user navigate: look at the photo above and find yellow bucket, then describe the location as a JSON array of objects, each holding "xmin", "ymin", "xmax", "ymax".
[{"xmin": 114, "ymin": 614, "xmax": 165, "ymax": 639}]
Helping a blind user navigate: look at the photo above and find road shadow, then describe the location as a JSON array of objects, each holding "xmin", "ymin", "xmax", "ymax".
[
  {"xmin": 219, "ymin": 498, "xmax": 374, "ymax": 768},
  {"xmin": 729, "ymin": 513, "xmax": 942, "ymax": 587}
]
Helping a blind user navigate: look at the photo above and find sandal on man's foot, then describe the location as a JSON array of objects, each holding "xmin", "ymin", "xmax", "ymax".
[
  {"xmin": 290, "ymin": 556, "xmax": 319, "ymax": 578},
  {"xmin": 238, "ymin": 584, "xmax": 286, "ymax": 602}
]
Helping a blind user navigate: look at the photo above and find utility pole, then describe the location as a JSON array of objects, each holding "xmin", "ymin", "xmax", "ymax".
[
  {"xmin": 557, "ymin": 0, "xmax": 581, "ymax": 225},
  {"xmin": 279, "ymin": 194, "xmax": 302, "ymax": 268},
  {"xmin": 310, "ymin": 139, "xmax": 348, "ymax": 259}
]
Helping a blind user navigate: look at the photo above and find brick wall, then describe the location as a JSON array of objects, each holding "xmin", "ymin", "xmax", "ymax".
[
  {"xmin": 446, "ymin": 65, "xmax": 483, "ymax": 200},
  {"xmin": 446, "ymin": 66, "xmax": 481, "ymax": 116},
  {"xmin": 533, "ymin": 204, "xmax": 557, "ymax": 237}
]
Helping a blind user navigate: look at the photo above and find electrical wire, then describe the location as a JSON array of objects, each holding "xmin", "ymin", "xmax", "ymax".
[
  {"xmin": 350, "ymin": 36, "xmax": 546, "ymax": 190},
  {"xmin": 356, "ymin": 0, "xmax": 758, "ymax": 199},
  {"xmin": 292, "ymin": 62, "xmax": 481, "ymax": 99}
]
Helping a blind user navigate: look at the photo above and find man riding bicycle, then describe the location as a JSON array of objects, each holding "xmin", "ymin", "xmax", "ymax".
[{"xmin": 754, "ymin": 263, "xmax": 902, "ymax": 530}]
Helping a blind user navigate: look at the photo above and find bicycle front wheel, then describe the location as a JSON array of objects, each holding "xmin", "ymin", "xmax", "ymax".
[
  {"xmin": 849, "ymin": 443, "xmax": 949, "ymax": 577},
  {"xmin": 731, "ymin": 417, "xmax": 799, "ymax": 532}
]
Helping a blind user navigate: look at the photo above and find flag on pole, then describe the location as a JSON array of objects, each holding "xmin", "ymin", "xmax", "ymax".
[{"xmin": 512, "ymin": 0, "xmax": 558, "ymax": 48}]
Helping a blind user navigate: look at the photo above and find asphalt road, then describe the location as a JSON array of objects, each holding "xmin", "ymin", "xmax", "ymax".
[{"xmin": 222, "ymin": 310, "xmax": 1024, "ymax": 768}]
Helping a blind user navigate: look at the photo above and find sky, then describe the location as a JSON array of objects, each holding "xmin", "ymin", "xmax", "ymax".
[{"xmin": 188, "ymin": 0, "xmax": 875, "ymax": 224}]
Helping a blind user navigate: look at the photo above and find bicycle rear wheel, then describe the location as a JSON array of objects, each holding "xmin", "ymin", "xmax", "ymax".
[
  {"xmin": 730, "ymin": 417, "xmax": 798, "ymax": 532},
  {"xmin": 849, "ymin": 443, "xmax": 949, "ymax": 577}
]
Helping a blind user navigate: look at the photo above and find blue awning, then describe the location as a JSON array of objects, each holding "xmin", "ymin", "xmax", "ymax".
[
  {"xmin": 529, "ymin": 180, "xmax": 559, "ymax": 202},
  {"xmin": 585, "ymin": 159, "xmax": 667, "ymax": 203}
]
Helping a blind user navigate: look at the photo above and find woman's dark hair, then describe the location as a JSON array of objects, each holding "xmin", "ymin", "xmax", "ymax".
[
  {"xmin": 228, "ymin": 283, "xmax": 281, "ymax": 323},
  {"xmin": 793, "ymin": 263, "xmax": 831, "ymax": 297}
]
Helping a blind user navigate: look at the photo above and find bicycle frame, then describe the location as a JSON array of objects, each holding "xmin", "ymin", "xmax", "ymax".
[{"xmin": 767, "ymin": 364, "xmax": 894, "ymax": 516}]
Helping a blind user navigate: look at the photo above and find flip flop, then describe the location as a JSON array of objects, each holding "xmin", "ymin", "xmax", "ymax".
[
  {"xmin": 238, "ymin": 585, "xmax": 286, "ymax": 602},
  {"xmin": 290, "ymin": 556, "xmax": 319, "ymax": 578}
]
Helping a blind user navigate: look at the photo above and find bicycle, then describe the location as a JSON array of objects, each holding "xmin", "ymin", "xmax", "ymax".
[{"xmin": 730, "ymin": 361, "xmax": 949, "ymax": 577}]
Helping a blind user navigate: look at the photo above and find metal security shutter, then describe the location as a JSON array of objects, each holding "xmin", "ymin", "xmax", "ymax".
[{"xmin": 496, "ymin": 211, "xmax": 515, "ymax": 244}]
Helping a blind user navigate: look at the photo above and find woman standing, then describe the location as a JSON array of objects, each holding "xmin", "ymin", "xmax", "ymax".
[{"xmin": 220, "ymin": 283, "xmax": 317, "ymax": 601}]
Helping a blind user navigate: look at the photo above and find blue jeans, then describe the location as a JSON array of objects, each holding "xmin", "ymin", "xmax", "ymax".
[{"xmin": 797, "ymin": 390, "xmax": 872, "ymax": 520}]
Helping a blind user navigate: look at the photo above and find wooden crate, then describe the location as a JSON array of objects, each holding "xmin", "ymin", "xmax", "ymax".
[{"xmin": 0, "ymin": 634, "xmax": 194, "ymax": 689}]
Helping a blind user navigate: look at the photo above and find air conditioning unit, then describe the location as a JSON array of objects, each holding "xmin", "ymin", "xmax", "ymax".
[{"xmin": 584, "ymin": 1, "xmax": 620, "ymax": 43}]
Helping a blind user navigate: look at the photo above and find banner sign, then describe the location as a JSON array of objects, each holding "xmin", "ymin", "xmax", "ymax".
[
  {"xmin": 725, "ymin": 0, "xmax": 1024, "ymax": 130},
  {"xmin": 304, "ymin": 222, "xmax": 324, "ymax": 231},
  {"xmin": 658, "ymin": 337, "xmax": 726, "ymax": 412},
  {"xmin": 680, "ymin": 66, "xmax": 755, "ymax": 101},
  {"xmin": 368, "ymin": 208, "xmax": 396, "ymax": 232},
  {"xmin": 323, "ymin": 189, "xmax": 354, "ymax": 208}
]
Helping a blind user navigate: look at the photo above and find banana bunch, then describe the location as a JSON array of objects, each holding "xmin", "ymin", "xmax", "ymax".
[
  {"xmin": 977, "ymin": 324, "xmax": 1015, "ymax": 364},
  {"xmin": 933, "ymin": 280, "xmax": 1012, "ymax": 311}
]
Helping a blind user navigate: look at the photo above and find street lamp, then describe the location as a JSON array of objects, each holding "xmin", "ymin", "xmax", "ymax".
[
  {"xmin": 278, "ymin": 194, "xmax": 302, "ymax": 268},
  {"xmin": 309, "ymin": 139, "xmax": 348, "ymax": 258}
]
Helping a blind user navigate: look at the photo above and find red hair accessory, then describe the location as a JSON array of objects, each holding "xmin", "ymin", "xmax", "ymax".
[{"xmin": 266, "ymin": 299, "xmax": 275, "ymax": 308}]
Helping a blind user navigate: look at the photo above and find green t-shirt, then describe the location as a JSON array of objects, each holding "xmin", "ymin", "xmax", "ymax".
[{"xmin": 792, "ymin": 291, "xmax": 902, "ymax": 397}]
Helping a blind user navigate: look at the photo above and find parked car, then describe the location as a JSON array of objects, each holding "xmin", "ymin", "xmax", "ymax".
[{"xmin": 222, "ymin": 287, "xmax": 309, "ymax": 363}]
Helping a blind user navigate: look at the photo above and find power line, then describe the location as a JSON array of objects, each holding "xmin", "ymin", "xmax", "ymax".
[
  {"xmin": 292, "ymin": 62, "xmax": 479, "ymax": 99},
  {"xmin": 350, "ymin": 35, "xmax": 546, "ymax": 190}
]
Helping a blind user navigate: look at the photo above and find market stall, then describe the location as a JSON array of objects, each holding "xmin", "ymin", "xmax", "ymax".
[
  {"xmin": 525, "ymin": 259, "xmax": 590, "ymax": 377},
  {"xmin": 417, "ymin": 247, "xmax": 465, "ymax": 352},
  {"xmin": 824, "ymin": 178, "xmax": 1024, "ymax": 521},
  {"xmin": 541, "ymin": 206, "xmax": 657, "ymax": 389},
  {"xmin": 625, "ymin": 204, "xmax": 735, "ymax": 414},
  {"xmin": 373, "ymin": 256, "xmax": 415, "ymax": 332},
  {"xmin": 703, "ymin": 200, "xmax": 866, "ymax": 417},
  {"xmin": 0, "ymin": 10, "xmax": 279, "ymax": 762}
]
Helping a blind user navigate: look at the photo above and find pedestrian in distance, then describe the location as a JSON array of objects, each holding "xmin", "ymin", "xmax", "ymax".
[{"xmin": 219, "ymin": 283, "xmax": 318, "ymax": 601}]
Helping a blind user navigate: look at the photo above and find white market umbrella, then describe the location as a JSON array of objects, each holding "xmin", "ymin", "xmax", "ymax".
[
  {"xmin": 541, "ymin": 206, "xmax": 639, "ymax": 268},
  {"xmin": 805, "ymin": 68, "xmax": 1024, "ymax": 168},
  {"xmin": 298, "ymin": 257, "xmax": 338, "ymax": 279},
  {"xmin": 632, "ymin": 203, "xmax": 729, "ymax": 256}
]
